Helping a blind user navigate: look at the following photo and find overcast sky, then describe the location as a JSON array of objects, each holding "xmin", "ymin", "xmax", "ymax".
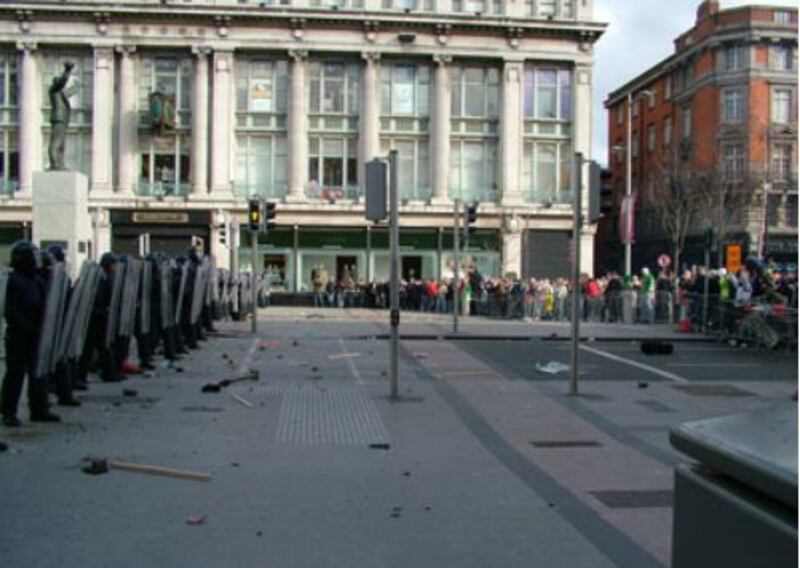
[{"xmin": 592, "ymin": 0, "xmax": 797, "ymax": 166}]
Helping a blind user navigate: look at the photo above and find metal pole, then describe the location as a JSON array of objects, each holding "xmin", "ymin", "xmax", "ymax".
[
  {"xmin": 389, "ymin": 150, "xmax": 400, "ymax": 400},
  {"xmin": 453, "ymin": 198, "xmax": 460, "ymax": 334},
  {"xmin": 570, "ymin": 153, "xmax": 584, "ymax": 396},
  {"xmin": 624, "ymin": 91, "xmax": 633, "ymax": 278},
  {"xmin": 251, "ymin": 230, "xmax": 258, "ymax": 334},
  {"xmin": 702, "ymin": 247, "xmax": 710, "ymax": 335}
]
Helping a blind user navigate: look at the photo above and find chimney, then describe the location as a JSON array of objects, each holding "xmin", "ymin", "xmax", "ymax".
[{"xmin": 696, "ymin": 0, "xmax": 720, "ymax": 23}]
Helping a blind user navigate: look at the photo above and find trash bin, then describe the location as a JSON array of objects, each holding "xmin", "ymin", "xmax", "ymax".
[{"xmin": 670, "ymin": 406, "xmax": 797, "ymax": 568}]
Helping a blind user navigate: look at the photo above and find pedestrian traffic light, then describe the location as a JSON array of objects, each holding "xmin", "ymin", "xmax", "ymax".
[
  {"xmin": 248, "ymin": 199, "xmax": 261, "ymax": 232},
  {"xmin": 600, "ymin": 168, "xmax": 614, "ymax": 216},
  {"xmin": 264, "ymin": 201, "xmax": 277, "ymax": 232},
  {"xmin": 464, "ymin": 202, "xmax": 478, "ymax": 235},
  {"xmin": 218, "ymin": 223, "xmax": 227, "ymax": 246}
]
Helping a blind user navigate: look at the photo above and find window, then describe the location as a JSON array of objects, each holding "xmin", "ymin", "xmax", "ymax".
[
  {"xmin": 384, "ymin": 0, "xmax": 434, "ymax": 9},
  {"xmin": 786, "ymin": 195, "xmax": 798, "ymax": 228},
  {"xmin": 631, "ymin": 133, "xmax": 639, "ymax": 158},
  {"xmin": 772, "ymin": 145, "xmax": 792, "ymax": 183},
  {"xmin": 616, "ymin": 104, "xmax": 623, "ymax": 125},
  {"xmin": 771, "ymin": 88, "xmax": 792, "ymax": 124},
  {"xmin": 522, "ymin": 65, "xmax": 573, "ymax": 204},
  {"xmin": 380, "ymin": 62, "xmax": 431, "ymax": 200},
  {"xmin": 0, "ymin": 53, "xmax": 18, "ymax": 195},
  {"xmin": 682, "ymin": 107, "xmax": 692, "ymax": 139},
  {"xmin": 767, "ymin": 194, "xmax": 781, "ymax": 227},
  {"xmin": 452, "ymin": 0, "xmax": 501, "ymax": 13},
  {"xmin": 308, "ymin": 61, "xmax": 360, "ymax": 199},
  {"xmin": 647, "ymin": 124, "xmax": 655, "ymax": 153},
  {"xmin": 722, "ymin": 144, "xmax": 744, "ymax": 180},
  {"xmin": 235, "ymin": 58, "xmax": 289, "ymax": 199},
  {"xmin": 647, "ymin": 89, "xmax": 656, "ymax": 109},
  {"xmin": 41, "ymin": 52, "xmax": 93, "ymax": 176},
  {"xmin": 632, "ymin": 98, "xmax": 639, "ymax": 118},
  {"xmin": 450, "ymin": 65, "xmax": 500, "ymax": 201},
  {"xmin": 723, "ymin": 89, "xmax": 745, "ymax": 123},
  {"xmin": 537, "ymin": 0, "xmax": 556, "ymax": 17},
  {"xmin": 773, "ymin": 46, "xmax": 793, "ymax": 71},
  {"xmin": 664, "ymin": 76, "xmax": 672, "ymax": 100},
  {"xmin": 724, "ymin": 45, "xmax": 745, "ymax": 71},
  {"xmin": 137, "ymin": 56, "xmax": 193, "ymax": 197},
  {"xmin": 663, "ymin": 117, "xmax": 672, "ymax": 146},
  {"xmin": 774, "ymin": 11, "xmax": 791, "ymax": 24}
]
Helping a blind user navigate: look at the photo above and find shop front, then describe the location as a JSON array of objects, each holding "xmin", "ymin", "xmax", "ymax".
[
  {"xmin": 110, "ymin": 210, "xmax": 211, "ymax": 257},
  {"xmin": 238, "ymin": 226, "xmax": 502, "ymax": 292}
]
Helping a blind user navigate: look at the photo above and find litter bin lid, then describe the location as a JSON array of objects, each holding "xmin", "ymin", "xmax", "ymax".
[{"xmin": 670, "ymin": 405, "xmax": 797, "ymax": 509}]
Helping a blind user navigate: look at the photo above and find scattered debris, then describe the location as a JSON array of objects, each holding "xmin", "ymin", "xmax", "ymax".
[
  {"xmin": 402, "ymin": 471, "xmax": 411, "ymax": 477},
  {"xmin": 412, "ymin": 352, "xmax": 429, "ymax": 359},
  {"xmin": 369, "ymin": 443, "xmax": 391, "ymax": 451},
  {"xmin": 112, "ymin": 401, "xmax": 122, "ymax": 408},
  {"xmin": 536, "ymin": 361, "xmax": 570, "ymax": 375},
  {"xmin": 186, "ymin": 515, "xmax": 206, "ymax": 526},
  {"xmin": 292, "ymin": 340, "xmax": 299, "ymax": 347},
  {"xmin": 222, "ymin": 354, "xmax": 229, "ymax": 360},
  {"xmin": 0, "ymin": 441, "xmax": 8, "ymax": 453},
  {"xmin": 640, "ymin": 342, "xmax": 674, "ymax": 355},
  {"xmin": 424, "ymin": 506, "xmax": 431, "ymax": 512},
  {"xmin": 230, "ymin": 462, "xmax": 240, "ymax": 467},
  {"xmin": 82, "ymin": 458, "xmax": 109, "ymax": 475},
  {"xmin": 230, "ymin": 392, "xmax": 255, "ymax": 409},
  {"xmin": 122, "ymin": 389, "xmax": 138, "ymax": 398},
  {"xmin": 638, "ymin": 382, "xmax": 650, "ymax": 389},
  {"xmin": 82, "ymin": 457, "xmax": 212, "ymax": 482},
  {"xmin": 201, "ymin": 369, "xmax": 260, "ymax": 393},
  {"xmin": 261, "ymin": 340, "xmax": 283, "ymax": 349},
  {"xmin": 256, "ymin": 531, "xmax": 263, "ymax": 537},
  {"xmin": 328, "ymin": 352, "xmax": 362, "ymax": 360},
  {"xmin": 174, "ymin": 367, "xmax": 184, "ymax": 373},
  {"xmin": 311, "ymin": 366, "xmax": 318, "ymax": 372},
  {"xmin": 227, "ymin": 359, "xmax": 238, "ymax": 368}
]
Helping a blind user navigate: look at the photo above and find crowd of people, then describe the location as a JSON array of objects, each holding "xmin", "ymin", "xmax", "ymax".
[
  {"xmin": 301, "ymin": 258, "xmax": 798, "ymax": 326},
  {"xmin": 0, "ymin": 242, "xmax": 232, "ymax": 438}
]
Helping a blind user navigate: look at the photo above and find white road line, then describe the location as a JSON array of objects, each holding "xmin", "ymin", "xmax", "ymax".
[
  {"xmin": 666, "ymin": 363, "xmax": 759, "ymax": 368},
  {"xmin": 338, "ymin": 338, "xmax": 365, "ymax": 385},
  {"xmin": 579, "ymin": 345, "xmax": 690, "ymax": 383}
]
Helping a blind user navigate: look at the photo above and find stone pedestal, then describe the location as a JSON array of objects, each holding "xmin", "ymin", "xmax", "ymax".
[{"xmin": 32, "ymin": 171, "xmax": 92, "ymax": 279}]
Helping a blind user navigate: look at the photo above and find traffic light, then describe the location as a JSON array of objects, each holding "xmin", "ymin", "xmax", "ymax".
[
  {"xmin": 464, "ymin": 202, "xmax": 478, "ymax": 235},
  {"xmin": 218, "ymin": 223, "xmax": 227, "ymax": 246},
  {"xmin": 600, "ymin": 168, "xmax": 614, "ymax": 216},
  {"xmin": 248, "ymin": 199, "xmax": 261, "ymax": 232},
  {"xmin": 264, "ymin": 201, "xmax": 277, "ymax": 232}
]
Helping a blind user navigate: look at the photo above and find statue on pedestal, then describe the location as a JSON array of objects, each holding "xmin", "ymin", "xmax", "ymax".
[{"xmin": 48, "ymin": 62, "xmax": 77, "ymax": 171}]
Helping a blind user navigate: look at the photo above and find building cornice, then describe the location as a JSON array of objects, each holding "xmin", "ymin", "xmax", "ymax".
[{"xmin": 1, "ymin": 3, "xmax": 607, "ymax": 45}]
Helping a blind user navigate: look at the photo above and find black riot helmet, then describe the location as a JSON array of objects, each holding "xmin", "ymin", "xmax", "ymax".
[
  {"xmin": 100, "ymin": 252, "xmax": 117, "ymax": 272},
  {"xmin": 187, "ymin": 248, "xmax": 200, "ymax": 265},
  {"xmin": 47, "ymin": 244, "xmax": 66, "ymax": 263},
  {"xmin": 10, "ymin": 240, "xmax": 38, "ymax": 276},
  {"xmin": 39, "ymin": 250, "xmax": 54, "ymax": 279}
]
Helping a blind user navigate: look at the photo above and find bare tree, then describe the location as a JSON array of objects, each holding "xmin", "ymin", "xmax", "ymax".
[{"xmin": 650, "ymin": 143, "xmax": 708, "ymax": 272}]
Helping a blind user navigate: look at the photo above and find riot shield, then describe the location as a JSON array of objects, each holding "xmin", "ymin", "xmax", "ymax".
[
  {"xmin": 190, "ymin": 257, "xmax": 210, "ymax": 325},
  {"xmin": 104, "ymin": 261, "xmax": 126, "ymax": 349},
  {"xmin": 69, "ymin": 264, "xmax": 101, "ymax": 361},
  {"xmin": 55, "ymin": 260, "xmax": 88, "ymax": 363},
  {"xmin": 159, "ymin": 260, "xmax": 174, "ymax": 330},
  {"xmin": 119, "ymin": 258, "xmax": 142, "ymax": 338},
  {"xmin": 140, "ymin": 260, "xmax": 152, "ymax": 335},
  {"xmin": 0, "ymin": 266, "xmax": 7, "ymax": 359},
  {"xmin": 35, "ymin": 262, "xmax": 69, "ymax": 379},
  {"xmin": 174, "ymin": 263, "xmax": 189, "ymax": 325}
]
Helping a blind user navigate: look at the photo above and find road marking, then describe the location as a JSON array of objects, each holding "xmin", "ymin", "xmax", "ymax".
[
  {"xmin": 666, "ymin": 363, "xmax": 759, "ymax": 368},
  {"xmin": 338, "ymin": 338, "xmax": 365, "ymax": 385},
  {"xmin": 579, "ymin": 345, "xmax": 689, "ymax": 384},
  {"xmin": 442, "ymin": 370, "xmax": 498, "ymax": 377}
]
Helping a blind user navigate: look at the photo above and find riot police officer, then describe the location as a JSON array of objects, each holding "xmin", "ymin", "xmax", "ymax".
[
  {"xmin": 1, "ymin": 241, "xmax": 60, "ymax": 426},
  {"xmin": 79, "ymin": 252, "xmax": 124, "ymax": 383}
]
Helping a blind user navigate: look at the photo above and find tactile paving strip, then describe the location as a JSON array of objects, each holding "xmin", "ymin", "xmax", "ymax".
[{"xmin": 276, "ymin": 385, "xmax": 389, "ymax": 445}]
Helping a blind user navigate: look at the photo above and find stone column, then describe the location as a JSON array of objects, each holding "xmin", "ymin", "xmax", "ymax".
[
  {"xmin": 91, "ymin": 46, "xmax": 115, "ymax": 196},
  {"xmin": 574, "ymin": 63, "xmax": 593, "ymax": 219},
  {"xmin": 500, "ymin": 60, "xmax": 524, "ymax": 206},
  {"xmin": 191, "ymin": 46, "xmax": 211, "ymax": 197},
  {"xmin": 16, "ymin": 41, "xmax": 39, "ymax": 198},
  {"xmin": 210, "ymin": 49, "xmax": 234, "ymax": 197},
  {"xmin": 501, "ymin": 215, "xmax": 523, "ymax": 278},
  {"xmin": 116, "ymin": 45, "xmax": 138, "ymax": 196},
  {"xmin": 92, "ymin": 208, "xmax": 112, "ymax": 260},
  {"xmin": 430, "ymin": 54, "xmax": 452, "ymax": 204},
  {"xmin": 286, "ymin": 50, "xmax": 308, "ymax": 202},
  {"xmin": 359, "ymin": 52, "xmax": 381, "ymax": 197}
]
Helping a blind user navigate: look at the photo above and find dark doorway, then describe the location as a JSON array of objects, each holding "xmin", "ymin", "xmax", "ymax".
[
  {"xmin": 402, "ymin": 256, "xmax": 422, "ymax": 281},
  {"xmin": 337, "ymin": 255, "xmax": 358, "ymax": 282}
]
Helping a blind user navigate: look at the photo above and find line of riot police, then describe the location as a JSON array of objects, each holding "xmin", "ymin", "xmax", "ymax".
[{"xmin": 1, "ymin": 242, "xmax": 255, "ymax": 428}]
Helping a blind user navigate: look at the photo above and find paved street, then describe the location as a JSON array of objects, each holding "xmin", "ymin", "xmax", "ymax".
[{"xmin": 0, "ymin": 308, "xmax": 796, "ymax": 567}]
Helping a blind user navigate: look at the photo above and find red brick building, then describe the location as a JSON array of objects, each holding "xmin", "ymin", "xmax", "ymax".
[{"xmin": 599, "ymin": 0, "xmax": 797, "ymax": 274}]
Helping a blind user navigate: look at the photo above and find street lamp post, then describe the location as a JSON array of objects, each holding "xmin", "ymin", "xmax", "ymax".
[{"xmin": 623, "ymin": 89, "xmax": 656, "ymax": 278}]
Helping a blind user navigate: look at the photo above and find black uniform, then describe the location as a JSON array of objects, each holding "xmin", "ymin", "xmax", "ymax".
[{"xmin": 1, "ymin": 242, "xmax": 58, "ymax": 424}]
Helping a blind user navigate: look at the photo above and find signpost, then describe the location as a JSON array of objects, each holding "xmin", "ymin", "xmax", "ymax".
[
  {"xmin": 452, "ymin": 198, "xmax": 461, "ymax": 335},
  {"xmin": 569, "ymin": 153, "xmax": 583, "ymax": 397}
]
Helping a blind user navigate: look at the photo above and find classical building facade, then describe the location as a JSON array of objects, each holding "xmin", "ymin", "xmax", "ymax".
[
  {"xmin": 0, "ymin": 0, "xmax": 603, "ymax": 290},
  {"xmin": 601, "ymin": 0, "xmax": 797, "ymax": 274}
]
